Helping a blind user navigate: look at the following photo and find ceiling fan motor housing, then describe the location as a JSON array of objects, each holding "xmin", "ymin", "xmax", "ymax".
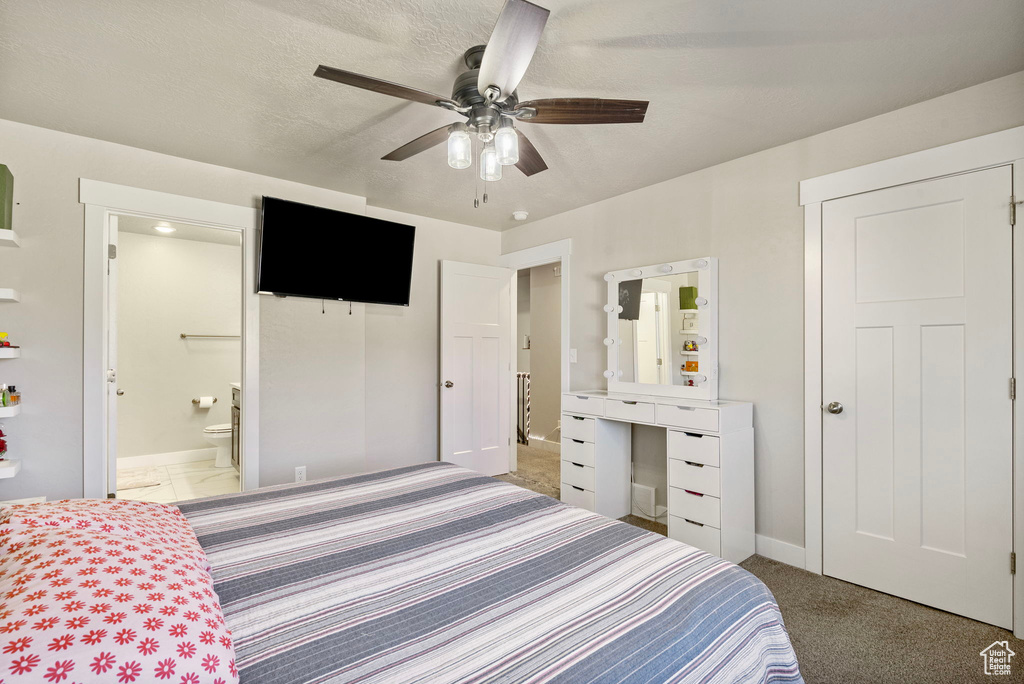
[{"xmin": 452, "ymin": 53, "xmax": 518, "ymax": 138}]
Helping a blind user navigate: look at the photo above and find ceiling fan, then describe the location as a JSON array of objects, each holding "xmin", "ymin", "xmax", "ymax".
[{"xmin": 314, "ymin": 0, "xmax": 649, "ymax": 181}]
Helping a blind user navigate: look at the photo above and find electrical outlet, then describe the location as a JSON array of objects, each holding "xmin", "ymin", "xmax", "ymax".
[{"xmin": 294, "ymin": 466, "xmax": 306, "ymax": 483}]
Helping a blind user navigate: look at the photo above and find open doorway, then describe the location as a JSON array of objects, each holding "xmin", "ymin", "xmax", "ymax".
[
  {"xmin": 112, "ymin": 215, "xmax": 242, "ymax": 503},
  {"xmin": 494, "ymin": 239, "xmax": 571, "ymax": 497},
  {"xmin": 500, "ymin": 264, "xmax": 562, "ymax": 496}
]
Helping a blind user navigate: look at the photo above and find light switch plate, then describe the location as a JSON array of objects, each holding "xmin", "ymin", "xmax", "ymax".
[{"xmin": 569, "ymin": 348, "xmax": 578, "ymax": 363}]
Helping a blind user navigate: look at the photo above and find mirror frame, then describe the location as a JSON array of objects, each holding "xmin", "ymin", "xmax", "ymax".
[{"xmin": 603, "ymin": 257, "xmax": 718, "ymax": 400}]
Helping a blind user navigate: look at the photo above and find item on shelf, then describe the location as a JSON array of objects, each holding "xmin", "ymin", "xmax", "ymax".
[
  {"xmin": 683, "ymin": 318, "xmax": 698, "ymax": 331},
  {"xmin": 686, "ymin": 360, "xmax": 699, "ymax": 373},
  {"xmin": 0, "ymin": 425, "xmax": 7, "ymax": 460},
  {"xmin": 0, "ymin": 332, "xmax": 7, "ymax": 347},
  {"xmin": 678, "ymin": 286, "xmax": 697, "ymax": 310},
  {"xmin": 1, "ymin": 385, "xmax": 9, "ymax": 407},
  {"xmin": 683, "ymin": 339, "xmax": 693, "ymax": 352},
  {"xmin": 9, "ymin": 385, "xmax": 20, "ymax": 405},
  {"xmin": 0, "ymin": 164, "xmax": 11, "ymax": 233}
]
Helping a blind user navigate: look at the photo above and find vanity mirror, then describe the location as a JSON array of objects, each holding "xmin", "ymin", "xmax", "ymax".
[{"xmin": 603, "ymin": 257, "xmax": 718, "ymax": 399}]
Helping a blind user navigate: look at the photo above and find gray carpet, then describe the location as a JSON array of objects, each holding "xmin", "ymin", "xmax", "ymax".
[
  {"xmin": 495, "ymin": 446, "xmax": 1022, "ymax": 682},
  {"xmin": 741, "ymin": 555, "xmax": 1020, "ymax": 683}
]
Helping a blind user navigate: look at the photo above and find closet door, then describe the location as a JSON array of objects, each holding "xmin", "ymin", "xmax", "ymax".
[
  {"xmin": 822, "ymin": 165, "xmax": 1013, "ymax": 628},
  {"xmin": 440, "ymin": 261, "xmax": 512, "ymax": 476}
]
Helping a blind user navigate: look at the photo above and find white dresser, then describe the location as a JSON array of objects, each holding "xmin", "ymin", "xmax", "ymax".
[{"xmin": 561, "ymin": 390, "xmax": 754, "ymax": 564}]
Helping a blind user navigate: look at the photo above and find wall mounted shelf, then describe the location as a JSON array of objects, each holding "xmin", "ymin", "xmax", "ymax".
[
  {"xmin": 0, "ymin": 289, "xmax": 19, "ymax": 302},
  {"xmin": 0, "ymin": 405, "xmax": 21, "ymax": 418},
  {"xmin": 0, "ymin": 348, "xmax": 20, "ymax": 359},
  {"xmin": 0, "ymin": 231, "xmax": 19, "ymax": 248},
  {"xmin": 0, "ymin": 459, "xmax": 21, "ymax": 479}
]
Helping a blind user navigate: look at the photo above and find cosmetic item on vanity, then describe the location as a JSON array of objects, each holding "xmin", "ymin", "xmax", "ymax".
[
  {"xmin": 0, "ymin": 425, "xmax": 7, "ymax": 460},
  {"xmin": 686, "ymin": 361, "xmax": 699, "ymax": 373},
  {"xmin": 0, "ymin": 385, "xmax": 9, "ymax": 407},
  {"xmin": 8, "ymin": 386, "xmax": 20, "ymax": 405}
]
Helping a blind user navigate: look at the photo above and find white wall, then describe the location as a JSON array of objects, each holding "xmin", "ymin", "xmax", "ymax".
[
  {"xmin": 0, "ymin": 118, "xmax": 499, "ymax": 501},
  {"xmin": 117, "ymin": 232, "xmax": 240, "ymax": 458},
  {"xmin": 502, "ymin": 70, "xmax": 1024, "ymax": 548},
  {"xmin": 528, "ymin": 264, "xmax": 561, "ymax": 442}
]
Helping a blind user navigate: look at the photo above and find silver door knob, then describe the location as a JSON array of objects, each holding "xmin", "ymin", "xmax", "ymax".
[
  {"xmin": 116, "ymin": 389, "xmax": 124, "ymax": 396},
  {"xmin": 826, "ymin": 401, "xmax": 844, "ymax": 414},
  {"xmin": 444, "ymin": 381, "xmax": 454, "ymax": 388}
]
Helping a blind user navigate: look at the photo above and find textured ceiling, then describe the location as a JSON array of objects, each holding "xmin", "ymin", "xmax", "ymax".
[{"xmin": 1, "ymin": 0, "xmax": 1022, "ymax": 230}]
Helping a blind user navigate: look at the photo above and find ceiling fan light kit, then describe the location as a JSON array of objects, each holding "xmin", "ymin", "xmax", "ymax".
[{"xmin": 314, "ymin": 0, "xmax": 650, "ymax": 184}]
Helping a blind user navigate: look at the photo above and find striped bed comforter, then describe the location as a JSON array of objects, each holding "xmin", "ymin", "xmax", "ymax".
[{"xmin": 179, "ymin": 462, "xmax": 802, "ymax": 684}]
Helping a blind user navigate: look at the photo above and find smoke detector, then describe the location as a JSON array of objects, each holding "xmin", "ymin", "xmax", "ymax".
[{"xmin": 512, "ymin": 210, "xmax": 529, "ymax": 221}]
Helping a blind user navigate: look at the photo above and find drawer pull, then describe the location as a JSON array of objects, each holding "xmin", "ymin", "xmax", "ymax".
[
  {"xmin": 575, "ymin": 395, "xmax": 589, "ymax": 400},
  {"xmin": 684, "ymin": 518, "xmax": 704, "ymax": 527},
  {"xmin": 572, "ymin": 439, "xmax": 584, "ymax": 444},
  {"xmin": 676, "ymin": 406, "xmax": 696, "ymax": 412},
  {"xmin": 622, "ymin": 400, "xmax": 638, "ymax": 405},
  {"xmin": 684, "ymin": 432, "xmax": 704, "ymax": 438},
  {"xmin": 684, "ymin": 489, "xmax": 704, "ymax": 497},
  {"xmin": 684, "ymin": 461, "xmax": 704, "ymax": 468},
  {"xmin": 572, "ymin": 416, "xmax": 585, "ymax": 421},
  {"xmin": 571, "ymin": 485, "xmax": 585, "ymax": 492},
  {"xmin": 571, "ymin": 462, "xmax": 585, "ymax": 468}
]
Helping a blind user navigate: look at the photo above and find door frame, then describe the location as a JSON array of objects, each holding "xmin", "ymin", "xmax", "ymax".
[
  {"xmin": 80, "ymin": 179, "xmax": 261, "ymax": 497},
  {"xmin": 499, "ymin": 239, "xmax": 572, "ymax": 472},
  {"xmin": 801, "ymin": 125, "xmax": 1024, "ymax": 638}
]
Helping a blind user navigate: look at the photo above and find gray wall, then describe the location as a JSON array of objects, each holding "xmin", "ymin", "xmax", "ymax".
[
  {"xmin": 117, "ymin": 232, "xmax": 240, "ymax": 458},
  {"xmin": 501, "ymin": 71, "xmax": 1024, "ymax": 548},
  {"xmin": 527, "ymin": 264, "xmax": 561, "ymax": 441},
  {"xmin": 0, "ymin": 118, "xmax": 499, "ymax": 501}
]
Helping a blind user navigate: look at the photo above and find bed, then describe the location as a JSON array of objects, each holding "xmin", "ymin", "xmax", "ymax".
[{"xmin": 178, "ymin": 461, "xmax": 802, "ymax": 684}]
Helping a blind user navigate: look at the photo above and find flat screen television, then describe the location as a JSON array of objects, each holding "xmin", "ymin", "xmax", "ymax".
[{"xmin": 258, "ymin": 196, "xmax": 415, "ymax": 306}]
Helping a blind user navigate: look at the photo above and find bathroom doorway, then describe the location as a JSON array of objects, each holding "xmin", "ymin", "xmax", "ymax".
[{"xmin": 111, "ymin": 214, "xmax": 242, "ymax": 503}]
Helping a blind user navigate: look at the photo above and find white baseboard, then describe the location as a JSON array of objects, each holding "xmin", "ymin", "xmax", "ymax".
[
  {"xmin": 755, "ymin": 534, "xmax": 806, "ymax": 569},
  {"xmin": 118, "ymin": 448, "xmax": 216, "ymax": 470},
  {"xmin": 527, "ymin": 437, "xmax": 561, "ymax": 455}
]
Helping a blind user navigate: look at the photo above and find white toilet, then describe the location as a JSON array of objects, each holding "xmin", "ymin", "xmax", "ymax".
[{"xmin": 203, "ymin": 424, "xmax": 233, "ymax": 468}]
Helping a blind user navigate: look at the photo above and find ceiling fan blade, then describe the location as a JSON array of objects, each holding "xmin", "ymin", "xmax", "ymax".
[
  {"xmin": 478, "ymin": 0, "xmax": 550, "ymax": 103},
  {"xmin": 516, "ymin": 98, "xmax": 649, "ymax": 124},
  {"xmin": 315, "ymin": 65, "xmax": 452, "ymax": 107},
  {"xmin": 514, "ymin": 129, "xmax": 548, "ymax": 176},
  {"xmin": 381, "ymin": 124, "xmax": 453, "ymax": 161}
]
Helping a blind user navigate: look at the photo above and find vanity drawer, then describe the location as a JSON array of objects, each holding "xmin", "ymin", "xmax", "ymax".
[
  {"xmin": 669, "ymin": 515, "xmax": 721, "ymax": 557},
  {"xmin": 605, "ymin": 398, "xmax": 656, "ymax": 424},
  {"xmin": 562, "ymin": 394, "xmax": 605, "ymax": 417},
  {"xmin": 562, "ymin": 415, "xmax": 596, "ymax": 442},
  {"xmin": 561, "ymin": 460, "xmax": 596, "ymax": 491},
  {"xmin": 656, "ymin": 404, "xmax": 719, "ymax": 432},
  {"xmin": 669, "ymin": 459, "xmax": 720, "ymax": 497},
  {"xmin": 561, "ymin": 484, "xmax": 595, "ymax": 512},
  {"xmin": 669, "ymin": 487, "xmax": 721, "ymax": 528},
  {"xmin": 561, "ymin": 438, "xmax": 595, "ymax": 467},
  {"xmin": 667, "ymin": 430, "xmax": 720, "ymax": 467}
]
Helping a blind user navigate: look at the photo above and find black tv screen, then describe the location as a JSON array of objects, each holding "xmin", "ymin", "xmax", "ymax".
[{"xmin": 258, "ymin": 196, "xmax": 415, "ymax": 306}]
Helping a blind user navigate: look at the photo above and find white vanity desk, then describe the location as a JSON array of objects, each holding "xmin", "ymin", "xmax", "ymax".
[{"xmin": 561, "ymin": 257, "xmax": 754, "ymax": 564}]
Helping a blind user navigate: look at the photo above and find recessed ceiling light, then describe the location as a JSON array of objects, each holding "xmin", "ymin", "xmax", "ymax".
[
  {"xmin": 154, "ymin": 223, "xmax": 176, "ymax": 233},
  {"xmin": 512, "ymin": 210, "xmax": 529, "ymax": 221}
]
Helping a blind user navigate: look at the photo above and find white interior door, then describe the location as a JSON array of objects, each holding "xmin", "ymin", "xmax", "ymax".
[
  {"xmin": 440, "ymin": 261, "xmax": 512, "ymax": 476},
  {"xmin": 106, "ymin": 215, "xmax": 120, "ymax": 496},
  {"xmin": 822, "ymin": 165, "xmax": 1013, "ymax": 628}
]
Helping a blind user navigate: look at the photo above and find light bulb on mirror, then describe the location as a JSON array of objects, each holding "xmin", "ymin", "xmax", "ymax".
[
  {"xmin": 604, "ymin": 273, "xmax": 615, "ymax": 281},
  {"xmin": 603, "ymin": 337, "xmax": 614, "ymax": 346},
  {"xmin": 603, "ymin": 370, "xmax": 614, "ymax": 379},
  {"xmin": 446, "ymin": 123, "xmax": 472, "ymax": 170},
  {"xmin": 695, "ymin": 297, "xmax": 708, "ymax": 306},
  {"xmin": 494, "ymin": 119, "xmax": 519, "ymax": 166},
  {"xmin": 629, "ymin": 269, "xmax": 642, "ymax": 277},
  {"xmin": 658, "ymin": 264, "xmax": 673, "ymax": 273},
  {"xmin": 696, "ymin": 336, "xmax": 708, "ymax": 345},
  {"xmin": 603, "ymin": 304, "xmax": 615, "ymax": 313},
  {"xmin": 479, "ymin": 143, "xmax": 501, "ymax": 182}
]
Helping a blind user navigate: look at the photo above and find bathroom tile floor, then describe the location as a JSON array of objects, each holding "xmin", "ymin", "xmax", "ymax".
[{"xmin": 117, "ymin": 460, "xmax": 239, "ymax": 504}]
